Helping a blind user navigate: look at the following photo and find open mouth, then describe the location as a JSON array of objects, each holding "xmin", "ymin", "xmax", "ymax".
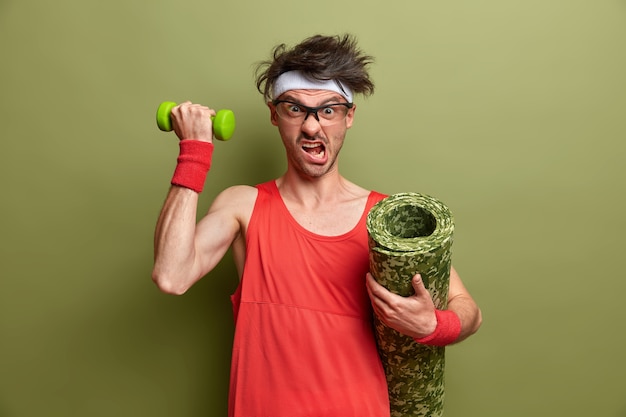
[{"xmin": 302, "ymin": 142, "xmax": 326, "ymax": 159}]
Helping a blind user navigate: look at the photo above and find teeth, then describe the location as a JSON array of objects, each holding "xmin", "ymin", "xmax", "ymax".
[
  {"xmin": 302, "ymin": 143, "xmax": 326, "ymax": 159},
  {"xmin": 302, "ymin": 143, "xmax": 325, "ymax": 159}
]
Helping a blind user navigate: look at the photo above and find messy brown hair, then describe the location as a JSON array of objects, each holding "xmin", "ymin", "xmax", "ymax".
[{"xmin": 255, "ymin": 34, "xmax": 375, "ymax": 102}]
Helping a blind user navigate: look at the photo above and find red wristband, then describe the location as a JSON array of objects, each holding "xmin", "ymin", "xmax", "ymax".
[
  {"xmin": 171, "ymin": 140, "xmax": 214, "ymax": 193},
  {"xmin": 414, "ymin": 309, "xmax": 461, "ymax": 347}
]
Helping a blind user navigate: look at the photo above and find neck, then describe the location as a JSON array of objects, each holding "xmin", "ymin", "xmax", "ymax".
[
  {"xmin": 276, "ymin": 169, "xmax": 356, "ymax": 207},
  {"xmin": 273, "ymin": 169, "xmax": 371, "ymax": 236}
]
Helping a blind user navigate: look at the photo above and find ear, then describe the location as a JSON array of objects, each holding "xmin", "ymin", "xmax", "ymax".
[
  {"xmin": 268, "ymin": 101, "xmax": 279, "ymax": 126},
  {"xmin": 345, "ymin": 104, "xmax": 356, "ymax": 129}
]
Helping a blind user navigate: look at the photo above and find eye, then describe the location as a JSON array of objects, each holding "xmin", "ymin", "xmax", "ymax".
[
  {"xmin": 321, "ymin": 106, "xmax": 336, "ymax": 116},
  {"xmin": 286, "ymin": 104, "xmax": 303, "ymax": 113}
]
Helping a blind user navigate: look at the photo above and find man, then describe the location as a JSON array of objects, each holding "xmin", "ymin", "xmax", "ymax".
[{"xmin": 152, "ymin": 34, "xmax": 482, "ymax": 417}]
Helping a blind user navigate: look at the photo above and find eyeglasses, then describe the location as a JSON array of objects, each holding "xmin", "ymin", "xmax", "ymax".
[{"xmin": 272, "ymin": 100, "xmax": 354, "ymax": 126}]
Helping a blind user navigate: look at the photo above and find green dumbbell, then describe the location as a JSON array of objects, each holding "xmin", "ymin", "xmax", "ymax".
[{"xmin": 156, "ymin": 101, "xmax": 236, "ymax": 141}]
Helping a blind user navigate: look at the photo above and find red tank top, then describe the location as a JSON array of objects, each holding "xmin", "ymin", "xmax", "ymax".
[{"xmin": 229, "ymin": 180, "xmax": 389, "ymax": 417}]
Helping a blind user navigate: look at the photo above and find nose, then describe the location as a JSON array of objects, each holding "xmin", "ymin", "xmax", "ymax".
[{"xmin": 301, "ymin": 110, "xmax": 322, "ymax": 134}]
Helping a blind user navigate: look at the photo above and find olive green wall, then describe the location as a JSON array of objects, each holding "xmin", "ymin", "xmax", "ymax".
[{"xmin": 1, "ymin": 1, "xmax": 625, "ymax": 416}]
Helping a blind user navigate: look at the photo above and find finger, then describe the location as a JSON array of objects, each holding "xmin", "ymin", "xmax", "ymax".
[
  {"xmin": 411, "ymin": 274, "xmax": 437, "ymax": 313},
  {"xmin": 365, "ymin": 273, "xmax": 379, "ymax": 304},
  {"xmin": 411, "ymin": 274, "xmax": 431, "ymax": 298},
  {"xmin": 365, "ymin": 272, "xmax": 377, "ymax": 290},
  {"xmin": 366, "ymin": 273, "xmax": 390, "ymax": 301},
  {"xmin": 366, "ymin": 274, "xmax": 390, "ymax": 314},
  {"xmin": 175, "ymin": 101, "xmax": 192, "ymax": 111},
  {"xmin": 171, "ymin": 102, "xmax": 193, "ymax": 120},
  {"xmin": 190, "ymin": 104, "xmax": 216, "ymax": 118}
]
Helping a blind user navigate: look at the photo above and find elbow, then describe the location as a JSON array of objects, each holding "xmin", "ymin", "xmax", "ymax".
[
  {"xmin": 151, "ymin": 270, "xmax": 190, "ymax": 295},
  {"xmin": 470, "ymin": 307, "xmax": 483, "ymax": 335}
]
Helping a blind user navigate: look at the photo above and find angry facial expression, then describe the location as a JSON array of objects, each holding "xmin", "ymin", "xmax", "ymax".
[{"xmin": 269, "ymin": 89, "xmax": 356, "ymax": 179}]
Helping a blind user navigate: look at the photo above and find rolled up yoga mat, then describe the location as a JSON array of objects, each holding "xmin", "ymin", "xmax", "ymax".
[{"xmin": 366, "ymin": 192, "xmax": 454, "ymax": 417}]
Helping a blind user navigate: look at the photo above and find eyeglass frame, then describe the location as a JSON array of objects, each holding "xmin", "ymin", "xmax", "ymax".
[{"xmin": 271, "ymin": 99, "xmax": 354, "ymax": 125}]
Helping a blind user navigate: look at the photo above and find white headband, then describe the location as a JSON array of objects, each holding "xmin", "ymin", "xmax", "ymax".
[{"xmin": 273, "ymin": 70, "xmax": 353, "ymax": 102}]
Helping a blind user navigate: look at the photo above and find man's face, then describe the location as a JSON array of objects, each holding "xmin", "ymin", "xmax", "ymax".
[{"xmin": 268, "ymin": 89, "xmax": 356, "ymax": 179}]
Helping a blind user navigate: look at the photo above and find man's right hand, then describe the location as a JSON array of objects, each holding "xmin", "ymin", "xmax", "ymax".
[{"xmin": 170, "ymin": 101, "xmax": 216, "ymax": 143}]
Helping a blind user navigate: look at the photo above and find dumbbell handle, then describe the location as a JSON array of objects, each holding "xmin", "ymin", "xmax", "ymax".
[{"xmin": 156, "ymin": 101, "xmax": 236, "ymax": 141}]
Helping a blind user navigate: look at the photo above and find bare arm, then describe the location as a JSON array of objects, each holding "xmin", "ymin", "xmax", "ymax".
[
  {"xmin": 152, "ymin": 185, "xmax": 246, "ymax": 295},
  {"xmin": 366, "ymin": 266, "xmax": 482, "ymax": 343},
  {"xmin": 446, "ymin": 267, "xmax": 482, "ymax": 343},
  {"xmin": 151, "ymin": 101, "xmax": 254, "ymax": 294}
]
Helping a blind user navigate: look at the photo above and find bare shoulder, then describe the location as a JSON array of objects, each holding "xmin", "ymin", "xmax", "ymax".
[
  {"xmin": 209, "ymin": 185, "xmax": 258, "ymax": 217},
  {"xmin": 340, "ymin": 178, "xmax": 372, "ymax": 200},
  {"xmin": 208, "ymin": 185, "xmax": 258, "ymax": 276},
  {"xmin": 196, "ymin": 184, "xmax": 258, "ymax": 247}
]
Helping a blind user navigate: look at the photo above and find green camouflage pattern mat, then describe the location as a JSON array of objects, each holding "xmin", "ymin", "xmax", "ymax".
[{"xmin": 366, "ymin": 193, "xmax": 455, "ymax": 417}]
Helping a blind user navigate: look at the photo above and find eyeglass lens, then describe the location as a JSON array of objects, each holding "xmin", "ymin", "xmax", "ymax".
[{"xmin": 275, "ymin": 101, "xmax": 351, "ymax": 125}]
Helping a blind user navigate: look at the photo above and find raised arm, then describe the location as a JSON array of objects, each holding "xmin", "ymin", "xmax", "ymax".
[
  {"xmin": 151, "ymin": 101, "xmax": 254, "ymax": 295},
  {"xmin": 152, "ymin": 185, "xmax": 247, "ymax": 295}
]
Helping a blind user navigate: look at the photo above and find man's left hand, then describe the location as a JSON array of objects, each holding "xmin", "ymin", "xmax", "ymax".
[{"xmin": 366, "ymin": 273, "xmax": 437, "ymax": 339}]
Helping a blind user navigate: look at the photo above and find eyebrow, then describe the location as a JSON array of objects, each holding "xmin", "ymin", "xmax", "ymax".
[{"xmin": 280, "ymin": 94, "xmax": 347, "ymax": 106}]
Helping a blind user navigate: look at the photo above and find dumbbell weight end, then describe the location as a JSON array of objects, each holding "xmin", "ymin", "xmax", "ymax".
[{"xmin": 156, "ymin": 101, "xmax": 235, "ymax": 141}]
